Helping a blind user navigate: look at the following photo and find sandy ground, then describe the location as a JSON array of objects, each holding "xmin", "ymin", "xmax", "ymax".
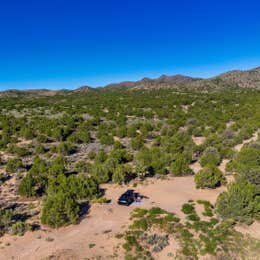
[
  {"xmin": 235, "ymin": 221, "xmax": 260, "ymax": 240},
  {"xmin": 0, "ymin": 176, "xmax": 228, "ymax": 260},
  {"xmin": 192, "ymin": 136, "xmax": 206, "ymax": 146},
  {"xmin": 218, "ymin": 159, "xmax": 229, "ymax": 173},
  {"xmin": 190, "ymin": 160, "xmax": 202, "ymax": 173}
]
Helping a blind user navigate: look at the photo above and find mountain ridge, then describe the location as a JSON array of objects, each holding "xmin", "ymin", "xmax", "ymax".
[{"xmin": 1, "ymin": 66, "xmax": 260, "ymax": 97}]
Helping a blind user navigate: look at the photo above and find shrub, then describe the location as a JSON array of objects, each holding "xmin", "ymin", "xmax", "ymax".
[
  {"xmin": 0, "ymin": 209, "xmax": 13, "ymax": 230},
  {"xmin": 91, "ymin": 197, "xmax": 108, "ymax": 203},
  {"xmin": 6, "ymin": 158, "xmax": 23, "ymax": 173},
  {"xmin": 239, "ymin": 169, "xmax": 260, "ymax": 187},
  {"xmin": 35, "ymin": 144, "xmax": 46, "ymax": 154},
  {"xmin": 113, "ymin": 140, "xmax": 124, "ymax": 149},
  {"xmin": 170, "ymin": 154, "xmax": 193, "ymax": 176},
  {"xmin": 11, "ymin": 221, "xmax": 32, "ymax": 236},
  {"xmin": 131, "ymin": 136, "xmax": 144, "ymax": 150},
  {"xmin": 75, "ymin": 160, "xmax": 91, "ymax": 173},
  {"xmin": 182, "ymin": 203, "xmax": 195, "ymax": 215},
  {"xmin": 18, "ymin": 157, "xmax": 48, "ymax": 197},
  {"xmin": 88, "ymin": 150, "xmax": 96, "ymax": 160},
  {"xmin": 100, "ymin": 134, "xmax": 114, "ymax": 145},
  {"xmin": 67, "ymin": 130, "xmax": 90, "ymax": 144},
  {"xmin": 195, "ymin": 166, "xmax": 226, "ymax": 189},
  {"xmin": 37, "ymin": 134, "xmax": 48, "ymax": 143},
  {"xmin": 197, "ymin": 200, "xmax": 214, "ymax": 217},
  {"xmin": 130, "ymin": 218, "xmax": 148, "ymax": 231},
  {"xmin": 6, "ymin": 145, "xmax": 30, "ymax": 157},
  {"xmin": 200, "ymin": 147, "xmax": 221, "ymax": 167},
  {"xmin": 22, "ymin": 128, "xmax": 34, "ymax": 140},
  {"xmin": 215, "ymin": 179, "xmax": 260, "ymax": 224},
  {"xmin": 229, "ymin": 147, "xmax": 260, "ymax": 187},
  {"xmin": 145, "ymin": 234, "xmax": 169, "ymax": 252},
  {"xmin": 18, "ymin": 173, "xmax": 35, "ymax": 197},
  {"xmin": 91, "ymin": 164, "xmax": 111, "ymax": 184},
  {"xmin": 57, "ymin": 142, "xmax": 75, "ymax": 155},
  {"xmin": 48, "ymin": 156, "xmax": 66, "ymax": 179},
  {"xmin": 94, "ymin": 150, "xmax": 107, "ymax": 163},
  {"xmin": 41, "ymin": 192, "xmax": 79, "ymax": 228},
  {"xmin": 135, "ymin": 147, "xmax": 171, "ymax": 176},
  {"xmin": 112, "ymin": 164, "xmax": 134, "ymax": 184},
  {"xmin": 117, "ymin": 126, "xmax": 127, "ymax": 138},
  {"xmin": 47, "ymin": 174, "xmax": 100, "ymax": 200}
]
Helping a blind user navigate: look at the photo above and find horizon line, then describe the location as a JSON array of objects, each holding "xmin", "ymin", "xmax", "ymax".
[{"xmin": 0, "ymin": 64, "xmax": 259, "ymax": 92}]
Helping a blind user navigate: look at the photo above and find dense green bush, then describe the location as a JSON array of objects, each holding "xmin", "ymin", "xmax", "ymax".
[
  {"xmin": 131, "ymin": 135, "xmax": 144, "ymax": 150},
  {"xmin": 18, "ymin": 173, "xmax": 35, "ymax": 197},
  {"xmin": 112, "ymin": 164, "xmax": 134, "ymax": 184},
  {"xmin": 195, "ymin": 165, "xmax": 226, "ymax": 189},
  {"xmin": 41, "ymin": 192, "xmax": 79, "ymax": 228},
  {"xmin": 228, "ymin": 146, "xmax": 260, "ymax": 186},
  {"xmin": 182, "ymin": 203, "xmax": 195, "ymax": 214},
  {"xmin": 91, "ymin": 164, "xmax": 111, "ymax": 183},
  {"xmin": 100, "ymin": 134, "xmax": 114, "ymax": 145},
  {"xmin": 75, "ymin": 160, "xmax": 91, "ymax": 173},
  {"xmin": 21, "ymin": 127, "xmax": 35, "ymax": 140},
  {"xmin": 6, "ymin": 145, "xmax": 30, "ymax": 157},
  {"xmin": 6, "ymin": 157, "xmax": 23, "ymax": 173},
  {"xmin": 57, "ymin": 142, "xmax": 76, "ymax": 155},
  {"xmin": 200, "ymin": 146, "xmax": 221, "ymax": 167},
  {"xmin": 47, "ymin": 174, "xmax": 100, "ymax": 200},
  {"xmin": 170, "ymin": 154, "xmax": 193, "ymax": 176},
  {"xmin": 67, "ymin": 130, "xmax": 90, "ymax": 144},
  {"xmin": 18, "ymin": 157, "xmax": 48, "ymax": 197},
  {"xmin": 0, "ymin": 209, "xmax": 13, "ymax": 232},
  {"xmin": 215, "ymin": 179, "xmax": 260, "ymax": 224},
  {"xmin": 48, "ymin": 156, "xmax": 67, "ymax": 179},
  {"xmin": 239, "ymin": 169, "xmax": 260, "ymax": 187}
]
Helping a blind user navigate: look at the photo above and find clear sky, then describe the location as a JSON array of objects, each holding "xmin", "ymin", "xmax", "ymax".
[{"xmin": 0, "ymin": 0, "xmax": 260, "ymax": 90}]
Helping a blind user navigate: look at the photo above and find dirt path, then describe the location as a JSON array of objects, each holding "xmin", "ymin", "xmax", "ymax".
[
  {"xmin": 234, "ymin": 130, "xmax": 259, "ymax": 152},
  {"xmin": 190, "ymin": 161, "xmax": 202, "ymax": 173}
]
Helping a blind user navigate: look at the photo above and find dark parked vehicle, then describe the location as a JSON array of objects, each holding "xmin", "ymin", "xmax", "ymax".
[{"xmin": 118, "ymin": 189, "xmax": 135, "ymax": 206}]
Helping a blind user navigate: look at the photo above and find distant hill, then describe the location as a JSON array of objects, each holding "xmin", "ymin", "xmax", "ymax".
[
  {"xmin": 1, "ymin": 67, "xmax": 260, "ymax": 96},
  {"xmin": 73, "ymin": 86, "xmax": 95, "ymax": 93},
  {"xmin": 104, "ymin": 67, "xmax": 260, "ymax": 91},
  {"xmin": 0, "ymin": 87, "xmax": 94, "ymax": 97},
  {"xmin": 0, "ymin": 89, "xmax": 60, "ymax": 98},
  {"xmin": 214, "ymin": 67, "xmax": 260, "ymax": 89},
  {"xmin": 104, "ymin": 75, "xmax": 201, "ymax": 90},
  {"xmin": 188, "ymin": 67, "xmax": 260, "ymax": 90}
]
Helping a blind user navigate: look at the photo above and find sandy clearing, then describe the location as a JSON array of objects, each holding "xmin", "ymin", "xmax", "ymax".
[
  {"xmin": 0, "ymin": 176, "xmax": 227, "ymax": 260},
  {"xmin": 190, "ymin": 161, "xmax": 202, "ymax": 173},
  {"xmin": 235, "ymin": 221, "xmax": 260, "ymax": 240},
  {"xmin": 192, "ymin": 136, "xmax": 206, "ymax": 146}
]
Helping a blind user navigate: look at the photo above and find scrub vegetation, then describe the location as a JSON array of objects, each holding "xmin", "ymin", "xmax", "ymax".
[
  {"xmin": 121, "ymin": 201, "xmax": 260, "ymax": 259},
  {"xmin": 0, "ymin": 86, "xmax": 259, "ymax": 258}
]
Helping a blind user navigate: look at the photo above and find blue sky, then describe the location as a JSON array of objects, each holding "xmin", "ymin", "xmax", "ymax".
[{"xmin": 0, "ymin": 0, "xmax": 260, "ymax": 90}]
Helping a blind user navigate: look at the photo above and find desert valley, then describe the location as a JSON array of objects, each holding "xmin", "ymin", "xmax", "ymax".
[{"xmin": 0, "ymin": 67, "xmax": 260, "ymax": 259}]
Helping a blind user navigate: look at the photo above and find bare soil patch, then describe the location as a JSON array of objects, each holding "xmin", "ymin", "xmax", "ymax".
[{"xmin": 0, "ymin": 176, "xmax": 227, "ymax": 260}]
